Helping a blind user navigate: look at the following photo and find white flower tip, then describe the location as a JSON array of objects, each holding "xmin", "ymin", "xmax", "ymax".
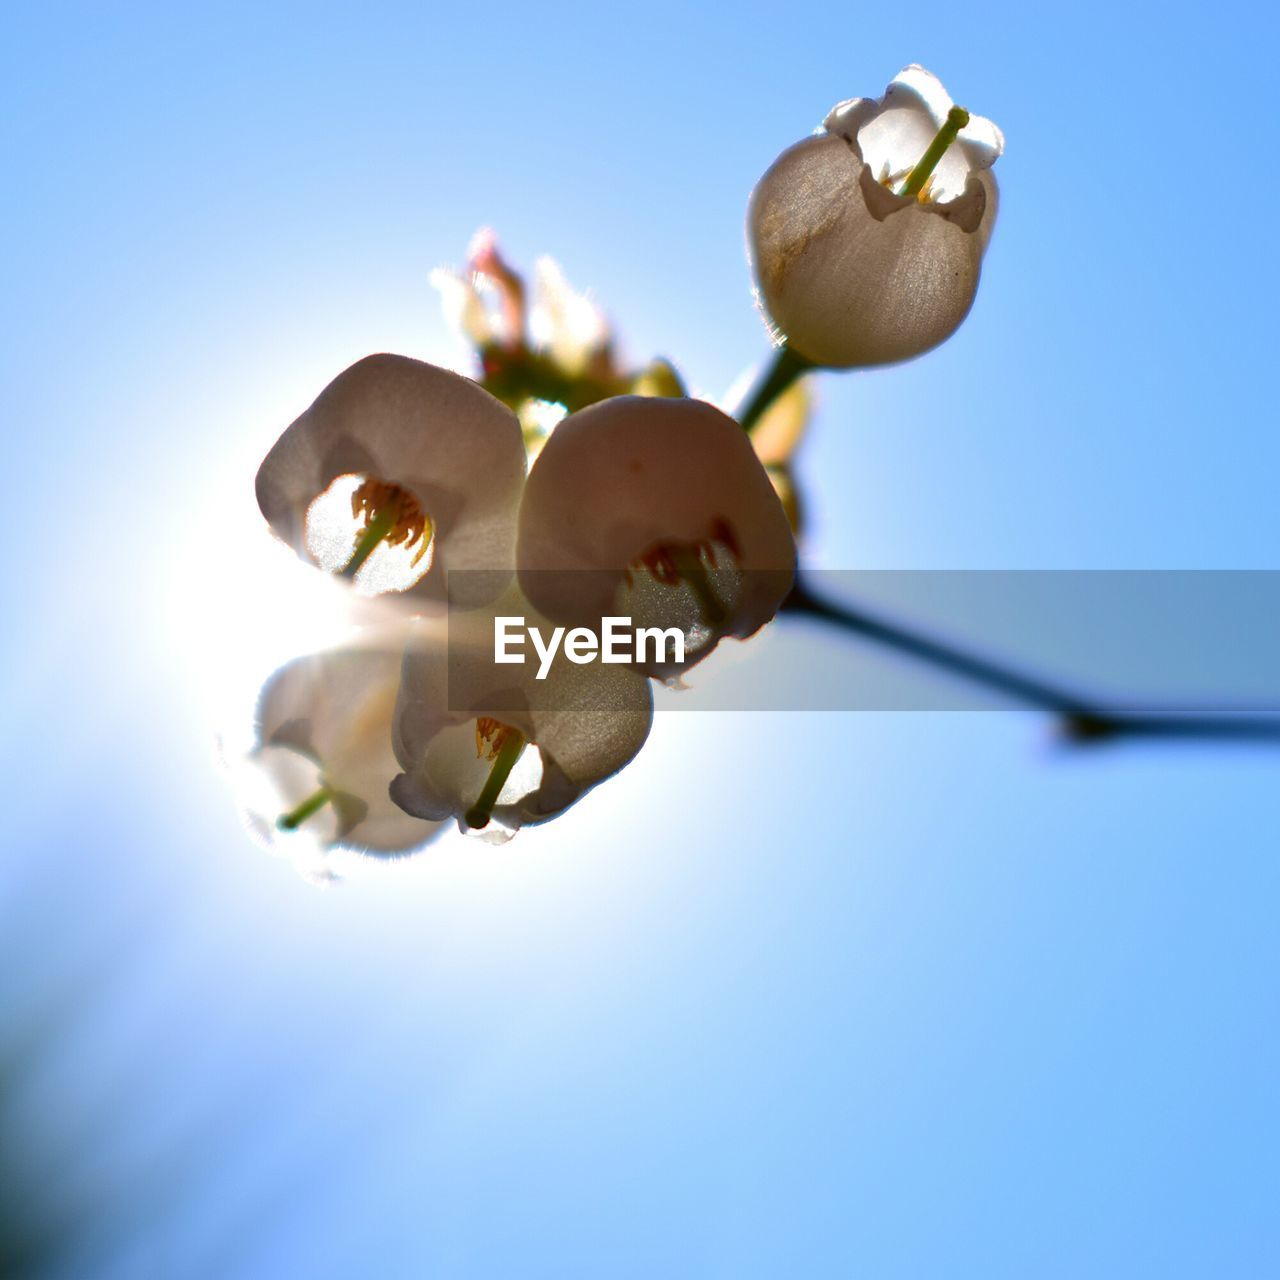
[
  {"xmin": 886, "ymin": 63, "xmax": 1003, "ymax": 168},
  {"xmin": 960, "ymin": 114, "xmax": 1004, "ymax": 166},
  {"xmin": 889, "ymin": 64, "xmax": 955, "ymax": 120}
]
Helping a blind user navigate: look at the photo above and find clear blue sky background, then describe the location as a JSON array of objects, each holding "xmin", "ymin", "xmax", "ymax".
[{"xmin": 2, "ymin": 1, "xmax": 1278, "ymax": 1276}]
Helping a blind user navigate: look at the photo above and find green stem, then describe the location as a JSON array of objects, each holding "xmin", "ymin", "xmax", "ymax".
[
  {"xmin": 464, "ymin": 730, "xmax": 527, "ymax": 830},
  {"xmin": 735, "ymin": 344, "xmax": 814, "ymax": 434},
  {"xmin": 341, "ymin": 504, "xmax": 397, "ymax": 578},
  {"xmin": 277, "ymin": 786, "xmax": 333, "ymax": 832},
  {"xmin": 898, "ymin": 105, "xmax": 970, "ymax": 199}
]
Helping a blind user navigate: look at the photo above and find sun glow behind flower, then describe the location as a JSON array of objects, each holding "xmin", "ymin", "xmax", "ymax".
[{"xmin": 158, "ymin": 414, "xmax": 447, "ymax": 878}]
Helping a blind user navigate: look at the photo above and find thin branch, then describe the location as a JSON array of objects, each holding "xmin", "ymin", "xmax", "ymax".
[{"xmin": 782, "ymin": 574, "xmax": 1280, "ymax": 745}]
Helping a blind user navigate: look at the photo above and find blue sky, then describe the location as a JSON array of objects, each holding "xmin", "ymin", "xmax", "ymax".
[{"xmin": 2, "ymin": 2, "xmax": 1278, "ymax": 1276}]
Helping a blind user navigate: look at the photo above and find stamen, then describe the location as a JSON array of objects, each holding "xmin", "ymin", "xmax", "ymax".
[
  {"xmin": 277, "ymin": 786, "xmax": 333, "ymax": 832},
  {"xmin": 475, "ymin": 716, "xmax": 519, "ymax": 761},
  {"xmin": 898, "ymin": 105, "xmax": 970, "ymax": 201},
  {"xmin": 878, "ymin": 163, "xmax": 911, "ymax": 190},
  {"xmin": 465, "ymin": 725, "xmax": 526, "ymax": 829},
  {"xmin": 340, "ymin": 478, "xmax": 433, "ymax": 578}
]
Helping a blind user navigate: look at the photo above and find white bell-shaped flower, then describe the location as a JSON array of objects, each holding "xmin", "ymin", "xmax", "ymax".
[
  {"xmin": 516, "ymin": 396, "xmax": 795, "ymax": 675},
  {"xmin": 390, "ymin": 591, "xmax": 653, "ymax": 839},
  {"xmin": 748, "ymin": 65, "xmax": 1003, "ymax": 368},
  {"xmin": 256, "ymin": 354, "xmax": 526, "ymax": 607},
  {"xmin": 239, "ymin": 639, "xmax": 447, "ymax": 858}
]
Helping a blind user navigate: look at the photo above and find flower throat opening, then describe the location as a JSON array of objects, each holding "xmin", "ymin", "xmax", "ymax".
[
  {"xmin": 343, "ymin": 478, "xmax": 433, "ymax": 577},
  {"xmin": 304, "ymin": 474, "xmax": 436, "ymax": 593}
]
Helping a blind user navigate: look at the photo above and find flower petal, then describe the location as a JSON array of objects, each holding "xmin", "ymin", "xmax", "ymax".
[{"xmin": 882, "ymin": 65, "xmax": 1003, "ymax": 177}]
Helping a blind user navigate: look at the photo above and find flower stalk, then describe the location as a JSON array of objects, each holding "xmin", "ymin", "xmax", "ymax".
[{"xmin": 736, "ymin": 345, "xmax": 814, "ymax": 433}]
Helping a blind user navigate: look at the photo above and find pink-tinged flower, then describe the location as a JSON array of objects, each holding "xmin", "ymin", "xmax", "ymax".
[
  {"xmin": 516, "ymin": 396, "xmax": 795, "ymax": 676},
  {"xmin": 748, "ymin": 65, "xmax": 1003, "ymax": 368},
  {"xmin": 256, "ymin": 354, "xmax": 526, "ymax": 607}
]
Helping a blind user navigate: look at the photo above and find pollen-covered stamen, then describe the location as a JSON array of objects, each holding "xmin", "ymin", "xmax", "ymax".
[
  {"xmin": 898, "ymin": 104, "xmax": 971, "ymax": 201},
  {"xmin": 466, "ymin": 719, "xmax": 527, "ymax": 829},
  {"xmin": 341, "ymin": 477, "xmax": 434, "ymax": 578}
]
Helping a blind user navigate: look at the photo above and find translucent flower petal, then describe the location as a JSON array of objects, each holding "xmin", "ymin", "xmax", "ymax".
[
  {"xmin": 516, "ymin": 396, "xmax": 795, "ymax": 671},
  {"xmin": 256, "ymin": 354, "xmax": 526, "ymax": 607},
  {"xmin": 888, "ymin": 64, "xmax": 954, "ymax": 123}
]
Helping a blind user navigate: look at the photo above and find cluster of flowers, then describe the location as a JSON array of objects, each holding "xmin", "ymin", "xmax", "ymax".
[{"xmin": 237, "ymin": 66, "xmax": 1003, "ymax": 867}]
